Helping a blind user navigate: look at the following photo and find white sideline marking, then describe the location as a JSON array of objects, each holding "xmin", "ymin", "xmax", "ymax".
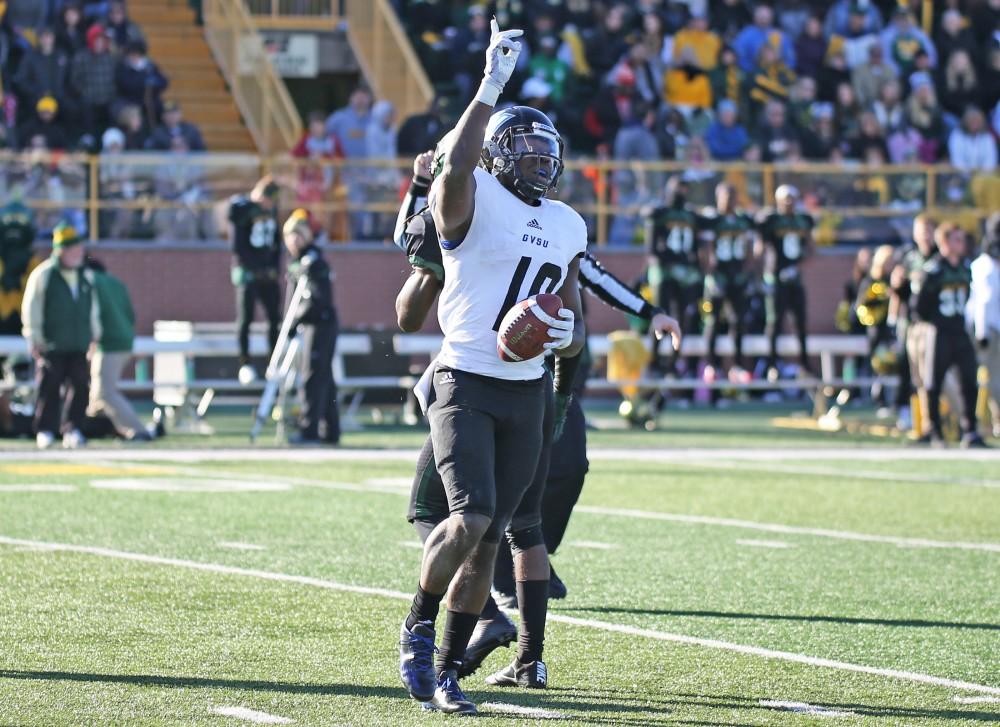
[
  {"xmin": 2, "ymin": 535, "xmax": 999, "ymax": 698},
  {"xmin": 398, "ymin": 541, "xmax": 424, "ymax": 550},
  {"xmin": 953, "ymin": 695, "xmax": 1000, "ymax": 704},
  {"xmin": 210, "ymin": 706, "xmax": 292, "ymax": 724},
  {"xmin": 736, "ymin": 539, "xmax": 794, "ymax": 549},
  {"xmin": 481, "ymin": 702, "xmax": 569, "ymax": 719},
  {"xmin": 362, "ymin": 478, "xmax": 412, "ymax": 489},
  {"xmin": 677, "ymin": 459, "xmax": 1000, "ymax": 489},
  {"xmin": 0, "ymin": 484, "xmax": 76, "ymax": 492},
  {"xmin": 90, "ymin": 478, "xmax": 291, "ymax": 493},
  {"xmin": 567, "ymin": 540, "xmax": 618, "ymax": 550},
  {"xmin": 574, "ymin": 506, "xmax": 1000, "ymax": 553},
  {"xmin": 759, "ymin": 700, "xmax": 854, "ymax": 717},
  {"xmin": 217, "ymin": 542, "xmax": 267, "ymax": 552}
]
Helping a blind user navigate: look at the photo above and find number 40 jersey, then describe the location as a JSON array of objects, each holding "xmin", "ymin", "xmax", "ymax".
[{"xmin": 434, "ymin": 167, "xmax": 588, "ymax": 381}]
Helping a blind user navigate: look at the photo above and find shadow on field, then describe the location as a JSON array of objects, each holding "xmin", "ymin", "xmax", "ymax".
[
  {"xmin": 0, "ymin": 669, "xmax": 681, "ymax": 726},
  {"xmin": 558, "ymin": 606, "xmax": 1000, "ymax": 632}
]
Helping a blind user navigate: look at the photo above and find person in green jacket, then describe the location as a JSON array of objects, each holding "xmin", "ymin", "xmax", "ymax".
[
  {"xmin": 85, "ymin": 257, "xmax": 150, "ymax": 442},
  {"xmin": 21, "ymin": 222, "xmax": 101, "ymax": 450}
]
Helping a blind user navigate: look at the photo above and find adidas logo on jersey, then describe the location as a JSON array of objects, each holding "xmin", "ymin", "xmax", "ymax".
[
  {"xmin": 527, "ymin": 218, "xmax": 543, "ymax": 230},
  {"xmin": 437, "ymin": 371, "xmax": 455, "ymax": 386}
]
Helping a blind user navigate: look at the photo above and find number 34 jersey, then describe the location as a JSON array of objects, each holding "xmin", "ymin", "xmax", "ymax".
[{"xmin": 434, "ymin": 167, "xmax": 588, "ymax": 381}]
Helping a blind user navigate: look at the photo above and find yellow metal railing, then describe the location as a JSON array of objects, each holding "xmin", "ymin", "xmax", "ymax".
[
  {"xmin": 4, "ymin": 152, "xmax": 994, "ymax": 245},
  {"xmin": 342, "ymin": 0, "xmax": 434, "ymax": 126},
  {"xmin": 202, "ymin": 0, "xmax": 303, "ymax": 154},
  {"xmin": 244, "ymin": 0, "xmax": 339, "ymax": 28}
]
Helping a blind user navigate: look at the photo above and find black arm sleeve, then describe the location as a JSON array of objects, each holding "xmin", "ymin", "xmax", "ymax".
[
  {"xmin": 553, "ymin": 351, "xmax": 583, "ymax": 396},
  {"xmin": 393, "ymin": 175, "xmax": 432, "ymax": 249},
  {"xmin": 579, "ymin": 252, "xmax": 656, "ymax": 319},
  {"xmin": 914, "ymin": 272, "xmax": 937, "ymax": 323}
]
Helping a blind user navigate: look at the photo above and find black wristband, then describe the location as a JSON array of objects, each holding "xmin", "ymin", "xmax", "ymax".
[
  {"xmin": 410, "ymin": 175, "xmax": 431, "ymax": 197},
  {"xmin": 553, "ymin": 352, "xmax": 583, "ymax": 396},
  {"xmin": 642, "ymin": 304, "xmax": 664, "ymax": 321}
]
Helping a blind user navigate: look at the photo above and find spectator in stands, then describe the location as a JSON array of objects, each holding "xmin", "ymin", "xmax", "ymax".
[
  {"xmin": 801, "ymin": 102, "xmax": 843, "ymax": 160},
  {"xmin": 665, "ymin": 46, "xmax": 712, "ymax": 113},
  {"xmin": 363, "ymin": 100, "xmax": 399, "ymax": 239},
  {"xmin": 638, "ymin": 11, "xmax": 671, "ymax": 78},
  {"xmin": 326, "ymin": 86, "xmax": 373, "ymax": 239},
  {"xmin": 838, "ymin": 5, "xmax": 881, "ymax": 70},
  {"xmin": 585, "ymin": 64, "xmax": 641, "ymax": 150},
  {"xmin": 291, "ymin": 111, "xmax": 339, "ymax": 216},
  {"xmin": 71, "ymin": 24, "xmax": 117, "ymax": 136},
  {"xmin": 55, "ymin": 2, "xmax": 87, "ymax": 57},
  {"xmin": 612, "ymin": 98, "xmax": 659, "ymax": 169},
  {"xmin": 817, "ymin": 44, "xmax": 852, "ymax": 99},
  {"xmin": 116, "ymin": 104, "xmax": 149, "ymax": 150},
  {"xmin": 85, "ymin": 257, "xmax": 150, "ymax": 441},
  {"xmin": 934, "ymin": 9, "xmax": 978, "ymax": 67},
  {"xmin": 937, "ymin": 49, "xmax": 979, "ymax": 121},
  {"xmin": 154, "ymin": 135, "xmax": 208, "ymax": 240},
  {"xmin": 105, "ymin": 1, "xmax": 144, "ymax": 52},
  {"xmin": 17, "ymin": 96, "xmax": 70, "ymax": 151},
  {"xmin": 673, "ymin": 12, "xmax": 720, "ymax": 72},
  {"xmin": 708, "ymin": 45, "xmax": 744, "ymax": 115},
  {"xmin": 21, "ymin": 222, "xmax": 98, "ymax": 450},
  {"xmin": 776, "ymin": 0, "xmax": 811, "ymax": 41},
  {"xmin": 794, "ymin": 14, "xmax": 828, "ymax": 80},
  {"xmin": 905, "ymin": 72, "xmax": 945, "ymax": 161},
  {"xmin": 98, "ymin": 127, "xmax": 136, "ymax": 238},
  {"xmin": 733, "ymin": 5, "xmax": 794, "ymax": 74},
  {"xmin": 887, "ymin": 121, "xmax": 922, "ymax": 164},
  {"xmin": 824, "ymin": 0, "xmax": 883, "ymax": 38},
  {"xmin": 834, "ymin": 81, "xmax": 862, "ymax": 137},
  {"xmin": 872, "ymin": 78, "xmax": 905, "ymax": 135},
  {"xmin": 711, "ymin": 0, "xmax": 752, "ymax": 41},
  {"xmin": 848, "ymin": 110, "xmax": 889, "ymax": 161},
  {"xmin": 852, "ymin": 43, "xmax": 897, "ymax": 109},
  {"xmin": 880, "ymin": 7, "xmax": 936, "ymax": 76},
  {"xmin": 788, "ymin": 76, "xmax": 817, "ymax": 130},
  {"xmin": 948, "ymin": 107, "xmax": 998, "ymax": 171},
  {"xmin": 745, "ymin": 43, "xmax": 796, "ymax": 123},
  {"xmin": 584, "ymin": 3, "xmax": 635, "ymax": 78},
  {"xmin": 147, "ymin": 100, "xmax": 205, "ymax": 151},
  {"xmin": 115, "ymin": 39, "xmax": 169, "ymax": 125},
  {"xmin": 396, "ymin": 95, "xmax": 448, "ymax": 159},
  {"xmin": 529, "ymin": 34, "xmax": 571, "ymax": 104},
  {"xmin": 755, "ymin": 100, "xmax": 800, "ymax": 162},
  {"xmin": 14, "ymin": 27, "xmax": 70, "ymax": 114},
  {"xmin": 983, "ymin": 44, "xmax": 1000, "ymax": 113},
  {"xmin": 704, "ymin": 99, "xmax": 749, "ymax": 160}
]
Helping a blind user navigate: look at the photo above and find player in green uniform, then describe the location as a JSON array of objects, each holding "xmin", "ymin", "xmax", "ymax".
[
  {"xmin": 642, "ymin": 176, "xmax": 703, "ymax": 378},
  {"xmin": 912, "ymin": 222, "xmax": 987, "ymax": 448},
  {"xmin": 757, "ymin": 184, "xmax": 814, "ymax": 379},
  {"xmin": 701, "ymin": 182, "xmax": 755, "ymax": 388}
]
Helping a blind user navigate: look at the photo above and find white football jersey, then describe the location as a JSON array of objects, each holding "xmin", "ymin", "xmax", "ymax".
[{"xmin": 434, "ymin": 166, "xmax": 588, "ymax": 380}]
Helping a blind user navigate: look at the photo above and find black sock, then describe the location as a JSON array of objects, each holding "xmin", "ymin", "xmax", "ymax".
[
  {"xmin": 436, "ymin": 610, "xmax": 480, "ymax": 675},
  {"xmin": 516, "ymin": 580, "xmax": 549, "ymax": 664},
  {"xmin": 480, "ymin": 594, "xmax": 500, "ymax": 620},
  {"xmin": 406, "ymin": 585, "xmax": 444, "ymax": 631}
]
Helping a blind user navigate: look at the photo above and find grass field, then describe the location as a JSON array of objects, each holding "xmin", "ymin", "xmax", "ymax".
[{"xmin": 1, "ymin": 405, "xmax": 998, "ymax": 726}]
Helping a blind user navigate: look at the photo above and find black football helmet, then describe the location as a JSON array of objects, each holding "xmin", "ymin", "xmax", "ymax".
[{"xmin": 481, "ymin": 106, "xmax": 564, "ymax": 201}]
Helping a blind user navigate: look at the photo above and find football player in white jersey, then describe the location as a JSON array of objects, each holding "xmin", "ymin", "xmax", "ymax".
[{"xmin": 398, "ymin": 18, "xmax": 587, "ymax": 717}]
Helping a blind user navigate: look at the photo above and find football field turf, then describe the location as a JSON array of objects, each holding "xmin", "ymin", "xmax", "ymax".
[{"xmin": 1, "ymin": 407, "xmax": 998, "ymax": 726}]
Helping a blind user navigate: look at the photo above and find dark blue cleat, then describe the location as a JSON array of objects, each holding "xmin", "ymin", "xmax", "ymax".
[
  {"xmin": 422, "ymin": 669, "xmax": 477, "ymax": 715},
  {"xmin": 399, "ymin": 620, "xmax": 437, "ymax": 701}
]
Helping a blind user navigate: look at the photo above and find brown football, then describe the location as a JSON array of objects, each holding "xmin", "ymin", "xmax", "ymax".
[{"xmin": 496, "ymin": 293, "xmax": 564, "ymax": 362}]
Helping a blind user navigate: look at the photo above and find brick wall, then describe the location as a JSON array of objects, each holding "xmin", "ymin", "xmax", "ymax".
[{"xmin": 62, "ymin": 243, "xmax": 854, "ymax": 336}]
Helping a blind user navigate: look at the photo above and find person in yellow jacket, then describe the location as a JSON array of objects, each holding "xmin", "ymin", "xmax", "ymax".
[
  {"xmin": 664, "ymin": 47, "xmax": 713, "ymax": 112},
  {"xmin": 21, "ymin": 222, "xmax": 101, "ymax": 449}
]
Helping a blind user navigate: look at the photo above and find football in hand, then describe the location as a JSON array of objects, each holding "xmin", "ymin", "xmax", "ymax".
[{"xmin": 496, "ymin": 293, "xmax": 563, "ymax": 362}]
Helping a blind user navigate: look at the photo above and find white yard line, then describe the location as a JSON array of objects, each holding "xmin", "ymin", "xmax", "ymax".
[
  {"xmin": 0, "ymin": 484, "xmax": 76, "ymax": 492},
  {"xmin": 759, "ymin": 700, "xmax": 854, "ymax": 717},
  {"xmin": 574, "ymin": 506, "xmax": 1000, "ymax": 554},
  {"xmin": 481, "ymin": 702, "xmax": 569, "ymax": 719},
  {"xmin": 398, "ymin": 541, "xmax": 424, "ymax": 550},
  {"xmin": 6, "ymin": 447, "xmax": 1000, "ymax": 463},
  {"xmin": 566, "ymin": 540, "xmax": 619, "ymax": 550},
  {"xmin": 735, "ymin": 539, "xmax": 795, "ymax": 549},
  {"xmin": 209, "ymin": 706, "xmax": 293, "ymax": 724},
  {"xmin": 952, "ymin": 695, "xmax": 1000, "ymax": 704},
  {"xmin": 1, "ymin": 534, "xmax": 997, "ymax": 698}
]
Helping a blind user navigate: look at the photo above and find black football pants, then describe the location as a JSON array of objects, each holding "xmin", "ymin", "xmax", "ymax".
[
  {"xmin": 766, "ymin": 281, "xmax": 809, "ymax": 369},
  {"xmin": 236, "ymin": 277, "xmax": 281, "ymax": 363},
  {"xmin": 926, "ymin": 327, "xmax": 979, "ymax": 438},
  {"xmin": 298, "ymin": 320, "xmax": 340, "ymax": 443}
]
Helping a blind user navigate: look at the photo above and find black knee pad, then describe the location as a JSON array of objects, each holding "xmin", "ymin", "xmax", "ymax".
[{"xmin": 506, "ymin": 524, "xmax": 545, "ymax": 554}]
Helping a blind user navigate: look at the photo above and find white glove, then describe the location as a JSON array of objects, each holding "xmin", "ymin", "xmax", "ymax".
[
  {"xmin": 544, "ymin": 307, "xmax": 576, "ymax": 351},
  {"xmin": 476, "ymin": 17, "xmax": 523, "ymax": 106}
]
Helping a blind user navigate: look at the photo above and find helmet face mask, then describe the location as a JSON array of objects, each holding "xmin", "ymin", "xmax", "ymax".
[{"xmin": 482, "ymin": 107, "xmax": 564, "ymax": 201}]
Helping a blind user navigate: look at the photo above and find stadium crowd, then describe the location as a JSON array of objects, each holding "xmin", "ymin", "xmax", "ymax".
[{"xmin": 398, "ymin": 0, "xmax": 999, "ymax": 170}]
